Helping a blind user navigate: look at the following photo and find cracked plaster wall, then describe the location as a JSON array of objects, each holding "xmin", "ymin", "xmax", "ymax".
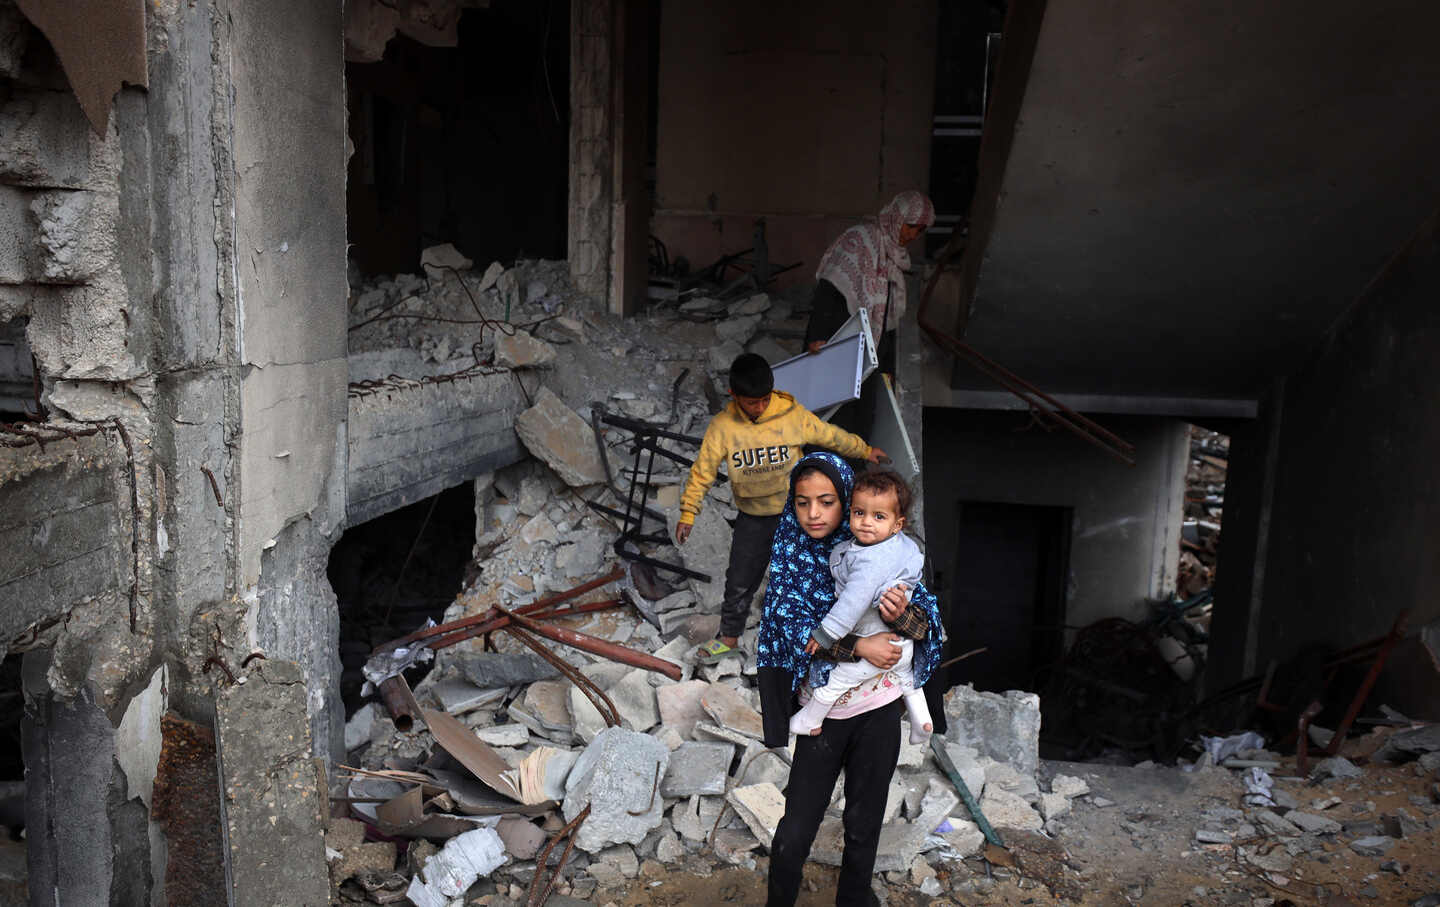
[{"xmin": 1, "ymin": 0, "xmax": 352, "ymax": 899}]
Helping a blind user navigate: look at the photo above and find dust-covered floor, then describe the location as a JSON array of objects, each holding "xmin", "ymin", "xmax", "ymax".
[{"xmin": 582, "ymin": 757, "xmax": 1440, "ymax": 907}]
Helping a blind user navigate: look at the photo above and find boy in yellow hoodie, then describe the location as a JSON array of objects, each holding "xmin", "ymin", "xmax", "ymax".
[{"xmin": 676, "ymin": 353, "xmax": 885, "ymax": 656}]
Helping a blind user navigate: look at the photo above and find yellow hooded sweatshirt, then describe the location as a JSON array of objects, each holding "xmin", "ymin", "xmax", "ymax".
[{"xmin": 677, "ymin": 391, "xmax": 872, "ymax": 525}]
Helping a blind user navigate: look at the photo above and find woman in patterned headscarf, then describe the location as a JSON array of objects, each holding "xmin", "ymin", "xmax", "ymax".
[
  {"xmin": 805, "ymin": 190, "xmax": 936, "ymax": 351},
  {"xmin": 757, "ymin": 450, "xmax": 945, "ymax": 907},
  {"xmin": 802, "ymin": 191, "xmax": 935, "ymax": 443}
]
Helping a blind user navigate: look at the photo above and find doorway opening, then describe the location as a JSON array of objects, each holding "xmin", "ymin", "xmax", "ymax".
[
  {"xmin": 941, "ymin": 500, "xmax": 1071, "ymax": 695},
  {"xmin": 345, "ymin": 0, "xmax": 570, "ymax": 277},
  {"xmin": 327, "ymin": 482, "xmax": 476, "ymax": 719}
]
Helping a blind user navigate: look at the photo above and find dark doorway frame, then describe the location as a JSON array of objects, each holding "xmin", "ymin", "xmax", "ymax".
[{"xmin": 939, "ymin": 499, "xmax": 1071, "ymax": 694}]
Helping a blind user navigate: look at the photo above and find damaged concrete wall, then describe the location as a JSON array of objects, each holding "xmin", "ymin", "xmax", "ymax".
[
  {"xmin": 227, "ymin": 0, "xmax": 348, "ymax": 768},
  {"xmin": 922, "ymin": 411, "xmax": 1189, "ymax": 634},
  {"xmin": 1223, "ymin": 212, "xmax": 1440, "ymax": 719},
  {"xmin": 1, "ymin": 0, "xmax": 351, "ymax": 898},
  {"xmin": 651, "ymin": 0, "xmax": 938, "ymax": 288}
]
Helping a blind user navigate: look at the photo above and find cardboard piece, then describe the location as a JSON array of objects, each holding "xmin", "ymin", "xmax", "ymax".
[{"xmin": 421, "ymin": 708, "xmax": 524, "ymax": 802}]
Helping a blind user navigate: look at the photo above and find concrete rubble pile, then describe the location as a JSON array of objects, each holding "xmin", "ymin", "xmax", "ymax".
[
  {"xmin": 330, "ymin": 253, "xmax": 1100, "ymax": 903},
  {"xmin": 347, "ymin": 250, "xmax": 809, "ymax": 434},
  {"xmin": 1174, "ymin": 726, "xmax": 1440, "ymax": 904},
  {"xmin": 338, "ymin": 602, "xmax": 1093, "ymax": 906}
]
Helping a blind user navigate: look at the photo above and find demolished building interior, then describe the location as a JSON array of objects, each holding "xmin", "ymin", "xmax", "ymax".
[{"xmin": 1, "ymin": 0, "xmax": 1438, "ymax": 904}]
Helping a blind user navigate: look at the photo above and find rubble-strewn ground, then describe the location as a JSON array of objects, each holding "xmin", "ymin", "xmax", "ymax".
[
  {"xmin": 333, "ymin": 256, "xmax": 1440, "ymax": 907},
  {"xmin": 595, "ymin": 758, "xmax": 1440, "ymax": 907}
]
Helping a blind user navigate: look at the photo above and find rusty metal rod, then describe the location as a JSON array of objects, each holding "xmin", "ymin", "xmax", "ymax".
[
  {"xmin": 1324, "ymin": 609, "xmax": 1409, "ymax": 756},
  {"xmin": 374, "ymin": 566, "xmax": 625, "ymax": 655},
  {"xmin": 916, "ymin": 245, "xmax": 1135, "ymax": 465},
  {"xmin": 926, "ymin": 328, "xmax": 1137, "ymax": 465},
  {"xmin": 504, "ymin": 624, "xmax": 619, "ymax": 728},
  {"xmin": 424, "ymin": 598, "xmax": 625, "ymax": 652},
  {"xmin": 379, "ymin": 675, "xmax": 423, "ymax": 732},
  {"xmin": 527, "ymin": 803, "xmax": 590, "ymax": 907},
  {"xmin": 494, "ymin": 605, "xmax": 683, "ymax": 681},
  {"xmin": 1295, "ymin": 700, "xmax": 1323, "ymax": 775}
]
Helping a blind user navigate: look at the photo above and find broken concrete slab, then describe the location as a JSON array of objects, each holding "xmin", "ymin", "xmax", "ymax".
[
  {"xmin": 568, "ymin": 685, "xmax": 608, "ymax": 745},
  {"xmin": 595, "ymin": 843, "xmax": 640, "ymax": 879},
  {"xmin": 431, "ymin": 678, "xmax": 508, "ymax": 716},
  {"xmin": 728, "ymin": 294, "xmax": 772, "ymax": 317},
  {"xmin": 943, "ymin": 685, "xmax": 1042, "ymax": 778},
  {"xmin": 978, "ymin": 786, "xmax": 1043, "ymax": 832},
  {"xmin": 215, "ymin": 660, "xmax": 329, "ymax": 907},
  {"xmin": 520, "ymin": 512, "xmax": 559, "ymax": 545},
  {"xmin": 726, "ymin": 783, "xmax": 785, "ymax": 847},
  {"xmin": 985, "ymin": 761, "xmax": 1040, "ymax": 803},
  {"xmin": 609, "ymin": 669, "xmax": 659, "ymax": 732},
  {"xmin": 344, "ymin": 702, "xmax": 378, "ymax": 751},
  {"xmin": 508, "ymin": 680, "xmax": 574, "ymax": 743},
  {"xmin": 1253, "ymin": 809, "xmax": 1301, "ymax": 837},
  {"xmin": 1051, "ymin": 773, "xmax": 1090, "ymax": 799},
  {"xmin": 694, "ymin": 722, "xmax": 754, "ymax": 748},
  {"xmin": 514, "ymin": 386, "xmax": 607, "ymax": 487},
  {"xmin": 656, "ymin": 679, "xmax": 710, "ymax": 739},
  {"xmin": 474, "ymin": 723, "xmax": 530, "ymax": 748},
  {"xmin": 651, "ymin": 590, "xmax": 697, "ymax": 614},
  {"xmin": 1310, "ymin": 755, "xmax": 1363, "ymax": 781},
  {"xmin": 554, "ymin": 531, "xmax": 607, "ymax": 579},
  {"xmin": 1285, "ymin": 810, "xmax": 1342, "ymax": 835},
  {"xmin": 918, "ymin": 777, "xmax": 961, "ymax": 828},
  {"xmin": 1039, "ymin": 792, "xmax": 1072, "ymax": 821},
  {"xmin": 562, "ymin": 726, "xmax": 670, "ymax": 853},
  {"xmin": 420, "ymin": 242, "xmax": 472, "ymax": 280},
  {"xmin": 700, "ymin": 682, "xmax": 764, "ymax": 740},
  {"xmin": 660, "ymin": 742, "xmax": 734, "ymax": 797},
  {"xmin": 740, "ymin": 739, "xmax": 791, "ymax": 788},
  {"xmin": 496, "ymin": 329, "xmax": 558, "ymax": 369}
]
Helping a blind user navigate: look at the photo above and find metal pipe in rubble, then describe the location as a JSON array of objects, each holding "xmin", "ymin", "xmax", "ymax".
[
  {"xmin": 373, "ymin": 566, "xmax": 626, "ymax": 656},
  {"xmin": 424, "ymin": 599, "xmax": 625, "ymax": 652},
  {"xmin": 494, "ymin": 605, "xmax": 683, "ymax": 681},
  {"xmin": 378, "ymin": 675, "xmax": 423, "ymax": 732}
]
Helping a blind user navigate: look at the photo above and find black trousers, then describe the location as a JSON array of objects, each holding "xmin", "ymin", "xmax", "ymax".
[
  {"xmin": 767, "ymin": 698, "xmax": 902, "ymax": 907},
  {"xmin": 719, "ymin": 511, "xmax": 782, "ymax": 639}
]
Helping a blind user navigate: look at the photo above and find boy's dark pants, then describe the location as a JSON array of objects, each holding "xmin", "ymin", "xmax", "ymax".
[
  {"xmin": 767, "ymin": 698, "xmax": 902, "ymax": 906},
  {"xmin": 718, "ymin": 511, "xmax": 782, "ymax": 639}
]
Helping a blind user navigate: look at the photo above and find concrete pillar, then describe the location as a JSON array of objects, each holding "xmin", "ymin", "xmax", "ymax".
[
  {"xmin": 20, "ymin": 651, "xmax": 141, "ymax": 906},
  {"xmin": 568, "ymin": 0, "xmax": 614, "ymax": 305}
]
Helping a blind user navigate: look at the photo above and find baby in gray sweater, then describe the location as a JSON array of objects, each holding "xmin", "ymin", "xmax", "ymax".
[{"xmin": 793, "ymin": 472, "xmax": 934, "ymax": 743}]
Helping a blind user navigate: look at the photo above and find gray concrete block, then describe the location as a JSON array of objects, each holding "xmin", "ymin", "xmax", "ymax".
[
  {"xmin": 942, "ymin": 684, "xmax": 1042, "ymax": 778},
  {"xmin": 0, "ymin": 434, "xmax": 123, "ymax": 642},
  {"xmin": 660, "ymin": 742, "xmax": 733, "ymax": 797},
  {"xmin": 21, "ymin": 650, "xmax": 123, "ymax": 907},
  {"xmin": 346, "ymin": 372, "xmax": 524, "ymax": 526},
  {"xmin": 562, "ymin": 726, "xmax": 670, "ymax": 853},
  {"xmin": 513, "ymin": 386, "xmax": 607, "ymax": 487},
  {"xmin": 216, "ymin": 659, "xmax": 329, "ymax": 907}
]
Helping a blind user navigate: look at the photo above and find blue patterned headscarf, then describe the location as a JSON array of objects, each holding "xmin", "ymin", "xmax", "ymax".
[
  {"xmin": 756, "ymin": 451, "xmax": 854, "ymax": 691},
  {"xmin": 755, "ymin": 451, "xmax": 946, "ymax": 734}
]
